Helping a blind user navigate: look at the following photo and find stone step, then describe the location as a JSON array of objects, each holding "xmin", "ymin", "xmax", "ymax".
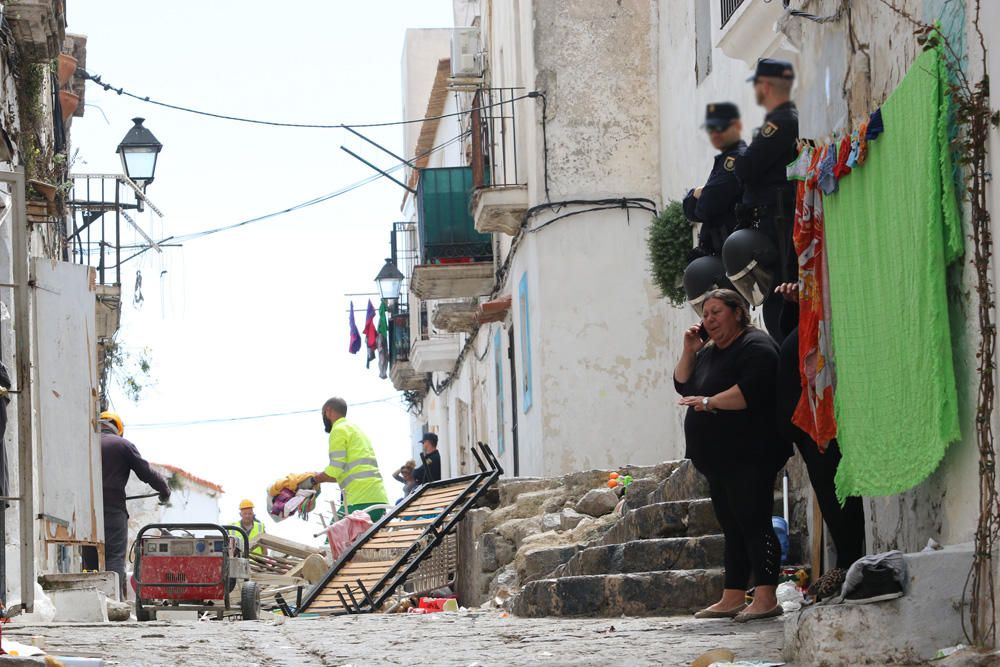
[
  {"xmin": 512, "ymin": 568, "xmax": 725, "ymax": 617},
  {"xmin": 597, "ymin": 499, "xmax": 721, "ymax": 546},
  {"xmin": 647, "ymin": 459, "xmax": 710, "ymax": 505},
  {"xmin": 552, "ymin": 535, "xmax": 725, "ymax": 578}
]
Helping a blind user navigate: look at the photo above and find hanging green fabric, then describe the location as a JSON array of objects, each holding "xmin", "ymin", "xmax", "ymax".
[
  {"xmin": 377, "ymin": 300, "xmax": 388, "ymax": 336},
  {"xmin": 825, "ymin": 45, "xmax": 963, "ymax": 502}
]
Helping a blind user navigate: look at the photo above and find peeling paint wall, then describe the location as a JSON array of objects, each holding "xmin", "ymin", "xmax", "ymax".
[{"xmin": 776, "ymin": 0, "xmax": 982, "ymax": 555}]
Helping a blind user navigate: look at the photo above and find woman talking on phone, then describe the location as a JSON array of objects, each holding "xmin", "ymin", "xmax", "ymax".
[{"xmin": 674, "ymin": 288, "xmax": 790, "ymax": 622}]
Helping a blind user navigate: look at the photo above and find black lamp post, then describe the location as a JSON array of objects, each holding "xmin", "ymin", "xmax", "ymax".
[
  {"xmin": 116, "ymin": 117, "xmax": 162, "ymax": 191},
  {"xmin": 375, "ymin": 258, "xmax": 404, "ymax": 312}
]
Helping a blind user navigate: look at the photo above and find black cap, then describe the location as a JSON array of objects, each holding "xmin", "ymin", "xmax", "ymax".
[
  {"xmin": 748, "ymin": 58, "xmax": 795, "ymax": 82},
  {"xmin": 703, "ymin": 102, "xmax": 740, "ymax": 130},
  {"xmin": 420, "ymin": 433, "xmax": 438, "ymax": 446}
]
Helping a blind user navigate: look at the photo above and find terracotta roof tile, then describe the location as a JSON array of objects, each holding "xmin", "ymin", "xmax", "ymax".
[{"xmin": 154, "ymin": 463, "xmax": 224, "ymax": 494}]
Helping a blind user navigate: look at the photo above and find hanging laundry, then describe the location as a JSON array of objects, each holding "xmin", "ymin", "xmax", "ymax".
[
  {"xmin": 817, "ymin": 144, "xmax": 838, "ymax": 195},
  {"xmin": 845, "ymin": 131, "xmax": 860, "ymax": 169},
  {"xmin": 832, "ymin": 135, "xmax": 853, "ymax": 180},
  {"xmin": 864, "ymin": 108, "xmax": 884, "ymax": 140},
  {"xmin": 348, "ymin": 301, "xmax": 362, "ymax": 354},
  {"xmin": 787, "ymin": 144, "xmax": 813, "ymax": 181},
  {"xmin": 363, "ymin": 300, "xmax": 377, "ymax": 368},
  {"xmin": 377, "ymin": 300, "xmax": 389, "ymax": 380},
  {"xmin": 792, "ymin": 145, "xmax": 837, "ymax": 449},
  {"xmin": 824, "ymin": 44, "xmax": 962, "ymax": 501},
  {"xmin": 856, "ymin": 118, "xmax": 872, "ymax": 166}
]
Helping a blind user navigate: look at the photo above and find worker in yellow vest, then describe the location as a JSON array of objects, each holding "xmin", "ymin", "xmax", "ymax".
[
  {"xmin": 303, "ymin": 396, "xmax": 389, "ymax": 521},
  {"xmin": 230, "ymin": 499, "xmax": 266, "ymax": 556}
]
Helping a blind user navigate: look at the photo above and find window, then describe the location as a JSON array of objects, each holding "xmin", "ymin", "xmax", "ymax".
[
  {"xmin": 695, "ymin": 0, "xmax": 713, "ymax": 85},
  {"xmin": 720, "ymin": 0, "xmax": 746, "ymax": 27},
  {"xmin": 518, "ymin": 273, "xmax": 533, "ymax": 412},
  {"xmin": 494, "ymin": 328, "xmax": 505, "ymax": 455}
]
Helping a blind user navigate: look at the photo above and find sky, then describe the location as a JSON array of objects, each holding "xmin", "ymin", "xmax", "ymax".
[{"xmin": 70, "ymin": 1, "xmax": 454, "ymax": 544}]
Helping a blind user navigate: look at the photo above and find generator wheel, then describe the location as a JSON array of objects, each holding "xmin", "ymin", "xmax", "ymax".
[
  {"xmin": 135, "ymin": 601, "xmax": 151, "ymax": 622},
  {"xmin": 240, "ymin": 581, "xmax": 260, "ymax": 621}
]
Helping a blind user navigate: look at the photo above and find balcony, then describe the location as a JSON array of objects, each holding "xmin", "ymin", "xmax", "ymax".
[
  {"xmin": 714, "ymin": 0, "xmax": 797, "ymax": 67},
  {"xmin": 411, "ymin": 336, "xmax": 462, "ymax": 373},
  {"xmin": 5, "ymin": 0, "xmax": 66, "ymax": 62},
  {"xmin": 472, "ymin": 88, "xmax": 528, "ymax": 236},
  {"xmin": 433, "ymin": 300, "xmax": 479, "ymax": 333},
  {"xmin": 388, "ymin": 313, "xmax": 429, "ymax": 392},
  {"xmin": 411, "ymin": 167, "xmax": 494, "ymax": 300}
]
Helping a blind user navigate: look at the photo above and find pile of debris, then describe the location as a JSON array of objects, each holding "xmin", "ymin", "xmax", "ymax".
[
  {"xmin": 246, "ymin": 533, "xmax": 329, "ymax": 609},
  {"xmin": 459, "ymin": 459, "xmax": 728, "ymax": 615}
]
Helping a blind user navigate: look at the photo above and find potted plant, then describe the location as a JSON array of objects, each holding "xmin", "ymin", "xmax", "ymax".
[
  {"xmin": 56, "ymin": 53, "xmax": 77, "ymax": 87},
  {"xmin": 646, "ymin": 200, "xmax": 693, "ymax": 306},
  {"xmin": 58, "ymin": 89, "xmax": 79, "ymax": 121}
]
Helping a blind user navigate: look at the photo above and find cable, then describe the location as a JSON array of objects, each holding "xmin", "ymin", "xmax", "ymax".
[
  {"xmin": 161, "ymin": 130, "xmax": 469, "ymax": 243},
  {"xmin": 81, "ymin": 68, "xmax": 537, "ymax": 130},
  {"xmin": 777, "ymin": 0, "xmax": 845, "ymax": 23},
  {"xmin": 130, "ymin": 396, "xmax": 398, "ymax": 429}
]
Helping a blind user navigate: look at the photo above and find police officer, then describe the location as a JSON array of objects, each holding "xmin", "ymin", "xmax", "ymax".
[
  {"xmin": 683, "ymin": 103, "xmax": 746, "ymax": 260},
  {"xmin": 733, "ymin": 58, "xmax": 800, "ymax": 341}
]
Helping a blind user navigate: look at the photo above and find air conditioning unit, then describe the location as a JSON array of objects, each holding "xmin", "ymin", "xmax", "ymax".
[{"xmin": 450, "ymin": 27, "xmax": 482, "ymax": 78}]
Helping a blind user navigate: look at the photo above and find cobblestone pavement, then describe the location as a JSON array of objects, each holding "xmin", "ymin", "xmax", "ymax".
[{"xmin": 1, "ymin": 612, "xmax": 788, "ymax": 666}]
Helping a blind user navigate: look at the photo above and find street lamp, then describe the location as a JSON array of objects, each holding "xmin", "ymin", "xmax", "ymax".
[
  {"xmin": 375, "ymin": 258, "xmax": 404, "ymax": 310},
  {"xmin": 116, "ymin": 117, "xmax": 162, "ymax": 191}
]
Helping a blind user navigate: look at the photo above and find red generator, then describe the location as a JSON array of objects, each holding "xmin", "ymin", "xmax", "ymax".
[{"xmin": 133, "ymin": 523, "xmax": 259, "ymax": 621}]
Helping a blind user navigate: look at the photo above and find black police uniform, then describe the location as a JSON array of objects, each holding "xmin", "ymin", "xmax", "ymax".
[
  {"xmin": 733, "ymin": 59, "xmax": 800, "ymax": 341},
  {"xmin": 683, "ymin": 140, "xmax": 747, "ymax": 258}
]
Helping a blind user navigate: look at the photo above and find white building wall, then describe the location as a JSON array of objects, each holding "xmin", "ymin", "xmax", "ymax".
[{"xmin": 402, "ymin": 29, "xmax": 453, "ymax": 178}]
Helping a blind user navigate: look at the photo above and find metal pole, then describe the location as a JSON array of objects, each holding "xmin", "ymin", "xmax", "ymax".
[{"xmin": 0, "ymin": 170, "xmax": 34, "ymax": 612}]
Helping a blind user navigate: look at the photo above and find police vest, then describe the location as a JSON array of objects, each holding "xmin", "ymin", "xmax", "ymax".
[{"xmin": 326, "ymin": 418, "xmax": 388, "ymax": 506}]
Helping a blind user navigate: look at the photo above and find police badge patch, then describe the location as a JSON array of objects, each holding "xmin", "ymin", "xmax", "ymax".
[
  {"xmin": 761, "ymin": 121, "xmax": 779, "ymax": 138},
  {"xmin": 724, "ymin": 156, "xmax": 736, "ymax": 172}
]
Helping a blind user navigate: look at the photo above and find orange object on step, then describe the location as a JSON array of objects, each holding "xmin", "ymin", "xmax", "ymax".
[
  {"xmin": 609, "ymin": 472, "xmax": 619, "ymax": 479},
  {"xmin": 607, "ymin": 479, "xmax": 618, "ymax": 488}
]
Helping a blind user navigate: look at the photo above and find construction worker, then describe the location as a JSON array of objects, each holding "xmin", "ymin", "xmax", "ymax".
[
  {"xmin": 303, "ymin": 396, "xmax": 389, "ymax": 521},
  {"xmin": 96, "ymin": 411, "xmax": 170, "ymax": 600},
  {"xmin": 230, "ymin": 500, "xmax": 266, "ymax": 556}
]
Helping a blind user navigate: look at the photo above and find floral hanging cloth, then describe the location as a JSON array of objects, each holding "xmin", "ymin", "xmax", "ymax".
[{"xmin": 791, "ymin": 144, "xmax": 838, "ymax": 449}]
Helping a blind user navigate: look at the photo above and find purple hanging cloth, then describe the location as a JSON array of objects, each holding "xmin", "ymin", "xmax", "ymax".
[{"xmin": 348, "ymin": 301, "xmax": 362, "ymax": 354}]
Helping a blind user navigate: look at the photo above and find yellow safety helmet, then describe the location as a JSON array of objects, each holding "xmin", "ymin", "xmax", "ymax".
[
  {"xmin": 239, "ymin": 499, "xmax": 254, "ymax": 510},
  {"xmin": 99, "ymin": 411, "xmax": 124, "ymax": 436}
]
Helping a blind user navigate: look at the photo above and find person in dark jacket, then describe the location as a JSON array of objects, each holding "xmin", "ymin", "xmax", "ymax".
[
  {"xmin": 733, "ymin": 58, "xmax": 800, "ymax": 342},
  {"xmin": 674, "ymin": 289, "xmax": 790, "ymax": 623},
  {"xmin": 413, "ymin": 433, "xmax": 442, "ymax": 485},
  {"xmin": 98, "ymin": 411, "xmax": 170, "ymax": 600},
  {"xmin": 683, "ymin": 102, "xmax": 746, "ymax": 259}
]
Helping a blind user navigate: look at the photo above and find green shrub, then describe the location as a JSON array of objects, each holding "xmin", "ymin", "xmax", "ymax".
[{"xmin": 647, "ymin": 200, "xmax": 693, "ymax": 306}]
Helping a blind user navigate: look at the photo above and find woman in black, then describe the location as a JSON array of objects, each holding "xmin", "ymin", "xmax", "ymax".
[{"xmin": 674, "ymin": 289, "xmax": 790, "ymax": 622}]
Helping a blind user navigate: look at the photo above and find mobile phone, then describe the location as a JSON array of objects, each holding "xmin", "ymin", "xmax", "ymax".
[{"xmin": 698, "ymin": 323, "xmax": 709, "ymax": 341}]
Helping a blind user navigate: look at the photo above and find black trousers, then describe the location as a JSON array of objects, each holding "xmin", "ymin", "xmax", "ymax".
[
  {"xmin": 104, "ymin": 506, "xmax": 130, "ymax": 600},
  {"xmin": 704, "ymin": 464, "xmax": 782, "ymax": 590},
  {"xmin": 777, "ymin": 328, "xmax": 866, "ymax": 570}
]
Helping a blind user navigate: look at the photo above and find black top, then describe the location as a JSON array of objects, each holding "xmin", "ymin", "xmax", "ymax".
[
  {"xmin": 734, "ymin": 101, "xmax": 799, "ymax": 209},
  {"xmin": 683, "ymin": 140, "xmax": 747, "ymax": 256},
  {"xmin": 674, "ymin": 328, "xmax": 788, "ymax": 473},
  {"xmin": 100, "ymin": 433, "xmax": 170, "ymax": 512},
  {"xmin": 413, "ymin": 449, "xmax": 442, "ymax": 484}
]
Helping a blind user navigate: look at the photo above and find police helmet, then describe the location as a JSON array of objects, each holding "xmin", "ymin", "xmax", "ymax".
[
  {"xmin": 721, "ymin": 229, "xmax": 779, "ymax": 306},
  {"xmin": 683, "ymin": 256, "xmax": 734, "ymax": 316}
]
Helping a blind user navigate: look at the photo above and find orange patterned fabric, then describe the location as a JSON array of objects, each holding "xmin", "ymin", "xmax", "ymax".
[{"xmin": 792, "ymin": 145, "xmax": 837, "ymax": 449}]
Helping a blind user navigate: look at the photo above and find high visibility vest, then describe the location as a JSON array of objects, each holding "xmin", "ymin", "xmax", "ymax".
[
  {"xmin": 325, "ymin": 418, "xmax": 388, "ymax": 506},
  {"xmin": 230, "ymin": 519, "xmax": 265, "ymax": 555}
]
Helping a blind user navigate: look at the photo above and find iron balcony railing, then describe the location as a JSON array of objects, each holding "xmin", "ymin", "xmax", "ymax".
[
  {"xmin": 720, "ymin": 0, "xmax": 746, "ymax": 27},
  {"xmin": 471, "ymin": 87, "xmax": 525, "ymax": 189},
  {"xmin": 67, "ymin": 174, "xmax": 148, "ymax": 287}
]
